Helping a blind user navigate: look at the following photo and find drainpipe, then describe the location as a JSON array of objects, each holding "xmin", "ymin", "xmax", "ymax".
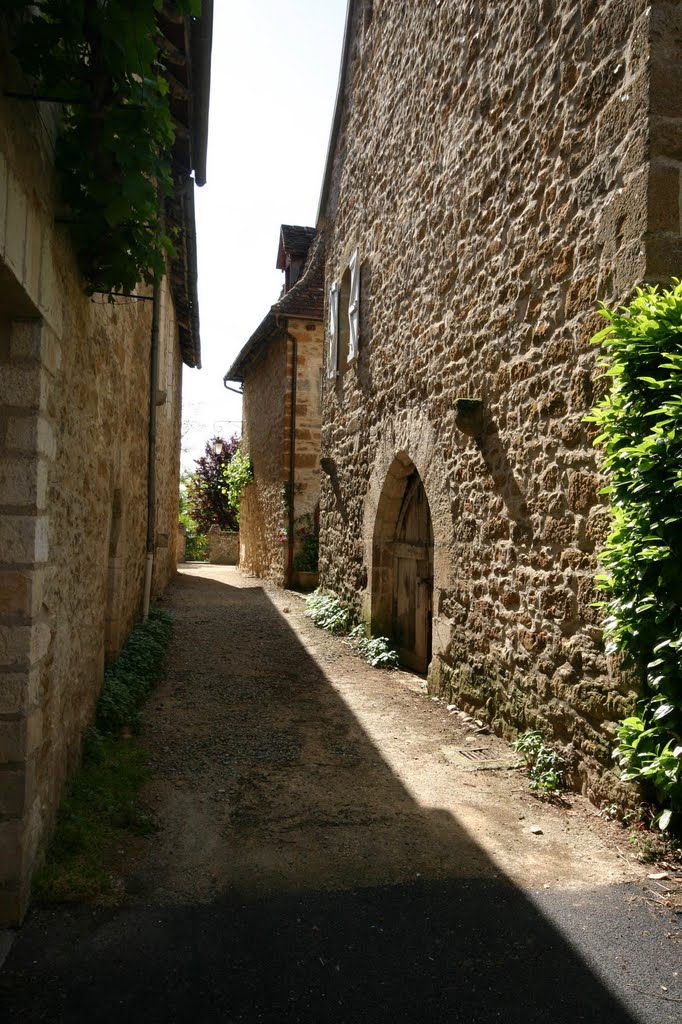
[
  {"xmin": 279, "ymin": 320, "xmax": 297, "ymax": 588},
  {"xmin": 143, "ymin": 274, "xmax": 162, "ymax": 622}
]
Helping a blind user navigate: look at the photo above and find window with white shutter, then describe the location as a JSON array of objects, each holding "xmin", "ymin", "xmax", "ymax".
[
  {"xmin": 327, "ymin": 280, "xmax": 338, "ymax": 379},
  {"xmin": 348, "ymin": 248, "xmax": 359, "ymax": 362}
]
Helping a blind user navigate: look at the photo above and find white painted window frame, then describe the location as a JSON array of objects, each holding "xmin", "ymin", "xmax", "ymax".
[
  {"xmin": 327, "ymin": 280, "xmax": 339, "ymax": 379},
  {"xmin": 348, "ymin": 248, "xmax": 359, "ymax": 362}
]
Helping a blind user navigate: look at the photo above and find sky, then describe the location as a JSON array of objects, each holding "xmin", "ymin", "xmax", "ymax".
[{"xmin": 182, "ymin": 0, "xmax": 348, "ymax": 470}]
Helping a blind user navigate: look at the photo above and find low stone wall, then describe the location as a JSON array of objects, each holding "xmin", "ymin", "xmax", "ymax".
[
  {"xmin": 177, "ymin": 524, "xmax": 187, "ymax": 563},
  {"xmin": 207, "ymin": 527, "xmax": 238, "ymax": 565}
]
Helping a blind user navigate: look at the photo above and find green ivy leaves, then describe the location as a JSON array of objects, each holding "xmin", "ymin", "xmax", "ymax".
[
  {"xmin": 4, "ymin": 0, "xmax": 200, "ymax": 294},
  {"xmin": 589, "ymin": 280, "xmax": 682, "ymax": 830},
  {"xmin": 221, "ymin": 450, "xmax": 254, "ymax": 524}
]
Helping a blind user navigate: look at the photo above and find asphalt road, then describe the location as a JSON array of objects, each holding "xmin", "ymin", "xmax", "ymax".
[{"xmin": 1, "ymin": 878, "xmax": 680, "ymax": 1023}]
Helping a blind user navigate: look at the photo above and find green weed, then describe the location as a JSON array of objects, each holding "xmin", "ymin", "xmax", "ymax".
[
  {"xmin": 34, "ymin": 607, "xmax": 172, "ymax": 903},
  {"xmin": 512, "ymin": 730, "xmax": 566, "ymax": 794}
]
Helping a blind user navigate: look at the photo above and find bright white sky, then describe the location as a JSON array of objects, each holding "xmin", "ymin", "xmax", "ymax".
[{"xmin": 182, "ymin": 0, "xmax": 348, "ymax": 470}]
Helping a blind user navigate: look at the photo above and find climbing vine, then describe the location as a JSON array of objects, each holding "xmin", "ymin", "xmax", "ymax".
[
  {"xmin": 221, "ymin": 449, "xmax": 254, "ymax": 525},
  {"xmin": 3, "ymin": 0, "xmax": 199, "ymax": 294},
  {"xmin": 589, "ymin": 281, "xmax": 682, "ymax": 830}
]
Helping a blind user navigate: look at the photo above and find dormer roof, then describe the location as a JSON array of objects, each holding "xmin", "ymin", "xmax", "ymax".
[{"xmin": 276, "ymin": 225, "xmax": 317, "ymax": 270}]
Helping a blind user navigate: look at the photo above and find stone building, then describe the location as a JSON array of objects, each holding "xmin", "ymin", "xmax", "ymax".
[
  {"xmin": 316, "ymin": 0, "xmax": 682, "ymax": 800},
  {"xmin": 0, "ymin": 5, "xmax": 212, "ymax": 923},
  {"xmin": 224, "ymin": 226, "xmax": 324, "ymax": 586}
]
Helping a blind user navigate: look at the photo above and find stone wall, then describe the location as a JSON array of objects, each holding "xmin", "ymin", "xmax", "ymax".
[
  {"xmin": 238, "ymin": 317, "xmax": 323, "ymax": 585},
  {"xmin": 239, "ymin": 331, "xmax": 288, "ymax": 584},
  {"xmin": 207, "ymin": 527, "xmax": 238, "ymax": 565},
  {"xmin": 318, "ymin": 0, "xmax": 682, "ymax": 802},
  {"xmin": 286, "ymin": 317, "xmax": 323, "ymax": 563},
  {"xmin": 0, "ymin": 40, "xmax": 183, "ymax": 922}
]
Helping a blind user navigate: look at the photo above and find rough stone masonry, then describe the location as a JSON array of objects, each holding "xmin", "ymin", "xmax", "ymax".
[{"xmin": 317, "ymin": 0, "xmax": 682, "ymax": 803}]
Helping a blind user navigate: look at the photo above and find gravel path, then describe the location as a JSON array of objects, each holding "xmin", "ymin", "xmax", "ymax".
[{"xmin": 1, "ymin": 564, "xmax": 680, "ymax": 1023}]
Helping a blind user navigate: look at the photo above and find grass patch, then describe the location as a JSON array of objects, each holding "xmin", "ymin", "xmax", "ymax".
[
  {"xmin": 33, "ymin": 607, "xmax": 172, "ymax": 903},
  {"xmin": 33, "ymin": 735, "xmax": 153, "ymax": 902}
]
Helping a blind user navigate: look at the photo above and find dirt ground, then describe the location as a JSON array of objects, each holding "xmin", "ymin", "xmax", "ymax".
[
  {"xmin": 5, "ymin": 562, "xmax": 682, "ymax": 1024},
  {"xmin": 118, "ymin": 563, "xmax": 650, "ymax": 906}
]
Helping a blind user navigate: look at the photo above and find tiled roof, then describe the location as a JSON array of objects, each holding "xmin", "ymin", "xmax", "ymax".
[
  {"xmin": 224, "ymin": 232, "xmax": 325, "ymax": 383},
  {"xmin": 276, "ymin": 224, "xmax": 317, "ymax": 270},
  {"xmin": 272, "ymin": 231, "xmax": 324, "ymax": 319}
]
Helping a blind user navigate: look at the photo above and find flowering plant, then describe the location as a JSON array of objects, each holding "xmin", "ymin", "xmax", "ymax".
[
  {"xmin": 276, "ymin": 528, "xmax": 288, "ymax": 545},
  {"xmin": 292, "ymin": 514, "xmax": 319, "ymax": 572}
]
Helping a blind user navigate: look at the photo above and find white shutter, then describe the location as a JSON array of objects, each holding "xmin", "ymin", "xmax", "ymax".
[
  {"xmin": 328, "ymin": 281, "xmax": 339, "ymax": 378},
  {"xmin": 348, "ymin": 248, "xmax": 360, "ymax": 361}
]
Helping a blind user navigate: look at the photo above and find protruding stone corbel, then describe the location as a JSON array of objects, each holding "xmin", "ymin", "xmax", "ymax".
[{"xmin": 453, "ymin": 397, "xmax": 485, "ymax": 438}]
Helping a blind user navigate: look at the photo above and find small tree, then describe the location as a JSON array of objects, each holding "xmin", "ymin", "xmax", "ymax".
[{"xmin": 185, "ymin": 436, "xmax": 240, "ymax": 533}]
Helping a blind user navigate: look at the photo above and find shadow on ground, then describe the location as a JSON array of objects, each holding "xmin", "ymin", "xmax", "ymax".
[{"xmin": 0, "ymin": 568, "xmax": 672, "ymax": 1022}]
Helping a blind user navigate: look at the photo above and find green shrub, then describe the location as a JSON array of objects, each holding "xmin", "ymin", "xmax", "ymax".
[
  {"xmin": 305, "ymin": 594, "xmax": 399, "ymax": 669},
  {"xmin": 305, "ymin": 590, "xmax": 354, "ymax": 635},
  {"xmin": 95, "ymin": 607, "xmax": 173, "ymax": 737},
  {"xmin": 512, "ymin": 731, "xmax": 566, "ymax": 793},
  {"xmin": 349, "ymin": 624, "xmax": 399, "ymax": 668},
  {"xmin": 588, "ymin": 281, "xmax": 682, "ymax": 830}
]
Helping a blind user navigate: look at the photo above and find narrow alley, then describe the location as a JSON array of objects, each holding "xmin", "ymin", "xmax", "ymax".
[{"xmin": 1, "ymin": 565, "xmax": 680, "ymax": 1023}]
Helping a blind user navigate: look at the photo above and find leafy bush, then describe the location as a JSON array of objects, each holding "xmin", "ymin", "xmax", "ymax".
[
  {"xmin": 305, "ymin": 591, "xmax": 354, "ymax": 635},
  {"xmin": 95, "ymin": 607, "xmax": 173, "ymax": 737},
  {"xmin": 305, "ymin": 594, "xmax": 398, "ymax": 668},
  {"xmin": 512, "ymin": 731, "xmax": 566, "ymax": 793},
  {"xmin": 588, "ymin": 281, "xmax": 682, "ymax": 830},
  {"xmin": 349, "ymin": 624, "xmax": 400, "ymax": 668}
]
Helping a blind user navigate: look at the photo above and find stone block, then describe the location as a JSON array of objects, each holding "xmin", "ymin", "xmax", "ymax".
[
  {"xmin": 646, "ymin": 234, "xmax": 682, "ymax": 280},
  {"xmin": 40, "ymin": 325, "xmax": 62, "ymax": 377},
  {"xmin": 0, "ymin": 514, "xmax": 49, "ymax": 564},
  {"xmin": 0, "ymin": 364, "xmax": 45, "ymax": 409},
  {"xmin": 0, "ymin": 669, "xmax": 40, "ymax": 715},
  {"xmin": 9, "ymin": 320, "xmax": 42, "ymax": 363},
  {"xmin": 0, "ymin": 149, "xmax": 7, "ymax": 258},
  {"xmin": 0, "ymin": 765, "xmax": 27, "ymax": 816},
  {"xmin": 0, "ymin": 716, "xmax": 25, "ymax": 763},
  {"xmin": 0, "ymin": 456, "xmax": 48, "ymax": 510},
  {"xmin": 23, "ymin": 201, "xmax": 43, "ymax": 303},
  {"xmin": 25, "ymin": 705, "xmax": 43, "ymax": 755},
  {"xmin": 0, "ymin": 818, "xmax": 23, "ymax": 884},
  {"xmin": 38, "ymin": 238, "xmax": 64, "ymax": 337},
  {"xmin": 0, "ymin": 569, "xmax": 44, "ymax": 617},
  {"xmin": 4, "ymin": 171, "xmax": 27, "ymax": 283},
  {"xmin": 648, "ymin": 161, "xmax": 680, "ymax": 233},
  {"xmin": 5, "ymin": 415, "xmax": 56, "ymax": 459},
  {"xmin": 0, "ymin": 620, "xmax": 51, "ymax": 669}
]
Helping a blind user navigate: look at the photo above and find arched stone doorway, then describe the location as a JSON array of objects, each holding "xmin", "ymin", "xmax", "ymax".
[{"xmin": 372, "ymin": 454, "xmax": 434, "ymax": 673}]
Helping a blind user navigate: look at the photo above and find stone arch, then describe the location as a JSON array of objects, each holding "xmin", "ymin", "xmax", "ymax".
[
  {"xmin": 361, "ymin": 409, "xmax": 455, "ymax": 670},
  {"xmin": 371, "ymin": 453, "xmax": 434, "ymax": 671}
]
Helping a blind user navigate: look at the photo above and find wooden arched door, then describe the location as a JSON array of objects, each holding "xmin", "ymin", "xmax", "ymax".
[{"xmin": 392, "ymin": 470, "xmax": 433, "ymax": 672}]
